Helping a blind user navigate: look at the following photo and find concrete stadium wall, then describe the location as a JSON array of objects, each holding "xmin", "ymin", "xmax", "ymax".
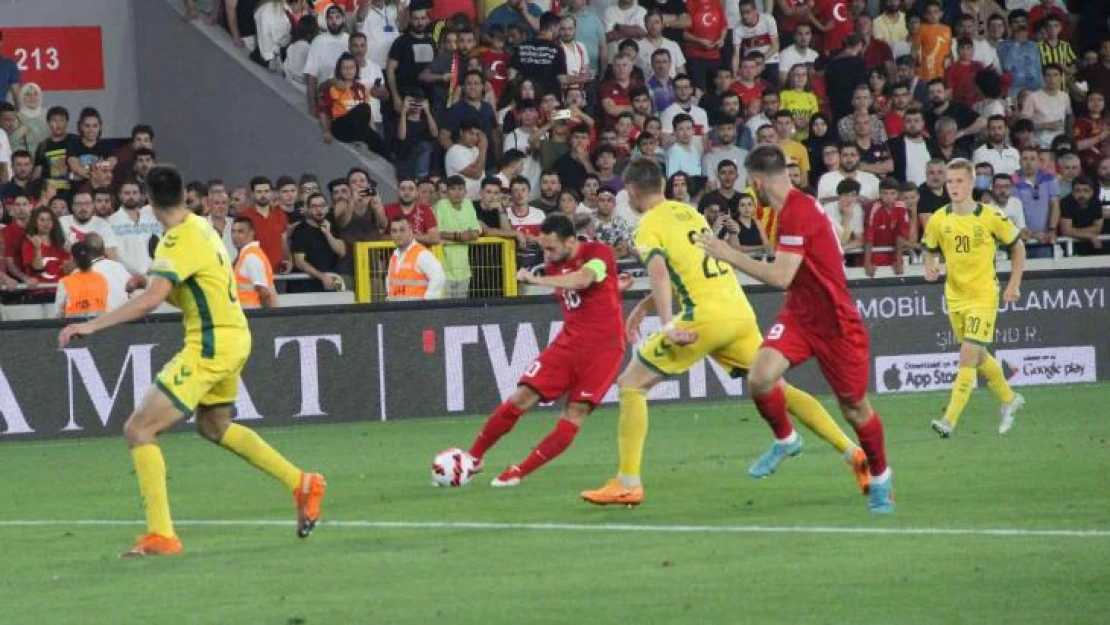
[
  {"xmin": 1, "ymin": 272, "xmax": 1108, "ymax": 440},
  {"xmin": 1, "ymin": 0, "xmax": 141, "ymax": 137}
]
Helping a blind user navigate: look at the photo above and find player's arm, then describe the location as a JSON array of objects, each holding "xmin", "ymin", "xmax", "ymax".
[
  {"xmin": 58, "ymin": 276, "xmax": 172, "ymax": 347},
  {"xmin": 699, "ymin": 234, "xmax": 803, "ymax": 289},
  {"xmin": 643, "ymin": 253, "xmax": 674, "ymax": 325},
  {"xmin": 1003, "ymin": 238, "xmax": 1025, "ymax": 302},
  {"xmin": 921, "ymin": 213, "xmax": 942, "ymax": 281},
  {"xmin": 518, "ymin": 258, "xmax": 606, "ymax": 291}
]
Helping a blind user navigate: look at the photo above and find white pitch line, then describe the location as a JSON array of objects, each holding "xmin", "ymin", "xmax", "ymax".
[{"xmin": 0, "ymin": 519, "xmax": 1108, "ymax": 538}]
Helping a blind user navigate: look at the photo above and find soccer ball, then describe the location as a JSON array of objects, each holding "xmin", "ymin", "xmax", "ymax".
[{"xmin": 431, "ymin": 448, "xmax": 477, "ymax": 487}]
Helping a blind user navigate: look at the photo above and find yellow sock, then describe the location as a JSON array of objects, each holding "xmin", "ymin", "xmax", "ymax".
[
  {"xmin": 783, "ymin": 384, "xmax": 854, "ymax": 454},
  {"xmin": 219, "ymin": 423, "xmax": 302, "ymax": 491},
  {"xmin": 978, "ymin": 354, "xmax": 1016, "ymax": 404},
  {"xmin": 944, "ymin": 366, "xmax": 978, "ymax": 427},
  {"xmin": 617, "ymin": 388, "xmax": 649, "ymax": 483},
  {"xmin": 131, "ymin": 444, "xmax": 174, "ymax": 537}
]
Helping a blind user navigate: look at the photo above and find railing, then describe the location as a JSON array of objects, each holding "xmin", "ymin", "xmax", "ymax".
[{"xmin": 353, "ymin": 238, "xmax": 518, "ymax": 303}]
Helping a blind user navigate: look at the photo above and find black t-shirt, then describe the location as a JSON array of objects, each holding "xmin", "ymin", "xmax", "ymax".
[
  {"xmin": 1061, "ymin": 194, "xmax": 1101, "ymax": 229},
  {"xmin": 553, "ymin": 153, "xmax": 588, "ymax": 193},
  {"xmin": 825, "ymin": 56, "xmax": 867, "ymax": 120},
  {"xmin": 66, "ymin": 137, "xmax": 115, "ymax": 180},
  {"xmin": 388, "ymin": 32, "xmax": 437, "ymax": 96},
  {"xmin": 699, "ymin": 190, "xmax": 741, "ymax": 219},
  {"xmin": 511, "ymin": 38, "xmax": 566, "ymax": 97},
  {"xmin": 473, "ymin": 201, "xmax": 504, "ymax": 230},
  {"xmin": 737, "ymin": 219, "xmax": 763, "ymax": 247},
  {"xmin": 857, "ymin": 140, "xmax": 890, "ymax": 165},
  {"xmin": 290, "ymin": 222, "xmax": 341, "ymax": 293},
  {"xmin": 34, "ymin": 134, "xmax": 76, "ymax": 187},
  {"xmin": 917, "ymin": 184, "xmax": 950, "ymax": 215}
]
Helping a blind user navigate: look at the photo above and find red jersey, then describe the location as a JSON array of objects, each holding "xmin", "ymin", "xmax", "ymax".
[
  {"xmin": 862, "ymin": 38, "xmax": 893, "ymax": 72},
  {"xmin": 598, "ymin": 79, "xmax": 639, "ymax": 127},
  {"xmin": 730, "ymin": 79, "xmax": 767, "ymax": 110},
  {"xmin": 775, "ymin": 188, "xmax": 861, "ymax": 336},
  {"xmin": 384, "ymin": 202, "xmax": 437, "ymax": 234},
  {"xmin": 778, "ymin": 0, "xmax": 811, "ymax": 33},
  {"xmin": 2, "ymin": 222, "xmax": 26, "ymax": 272},
  {"xmin": 945, "ymin": 61, "xmax": 984, "ymax": 106},
  {"xmin": 239, "ymin": 205, "xmax": 290, "ymax": 268},
  {"xmin": 884, "ymin": 110, "xmax": 905, "ymax": 138},
  {"xmin": 864, "ymin": 201, "xmax": 910, "ymax": 265},
  {"xmin": 815, "ymin": 0, "xmax": 853, "ymax": 54},
  {"xmin": 547, "ymin": 241, "xmax": 624, "ymax": 350},
  {"xmin": 476, "ymin": 48, "xmax": 511, "ymax": 100},
  {"xmin": 683, "ymin": 0, "xmax": 726, "ymax": 61}
]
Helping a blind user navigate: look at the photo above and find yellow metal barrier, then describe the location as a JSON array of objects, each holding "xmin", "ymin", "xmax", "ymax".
[{"xmin": 354, "ymin": 238, "xmax": 518, "ymax": 303}]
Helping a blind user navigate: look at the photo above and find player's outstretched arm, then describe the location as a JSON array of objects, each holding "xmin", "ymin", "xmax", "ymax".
[
  {"xmin": 1003, "ymin": 239, "xmax": 1025, "ymax": 303},
  {"xmin": 644, "ymin": 255, "xmax": 674, "ymax": 325},
  {"xmin": 517, "ymin": 265, "xmax": 600, "ymax": 291},
  {"xmin": 57, "ymin": 277, "xmax": 172, "ymax": 348},
  {"xmin": 698, "ymin": 234, "xmax": 802, "ymax": 290}
]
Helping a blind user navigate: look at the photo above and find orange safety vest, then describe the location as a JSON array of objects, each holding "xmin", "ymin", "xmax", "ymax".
[
  {"xmin": 387, "ymin": 242, "xmax": 431, "ymax": 300},
  {"xmin": 60, "ymin": 271, "xmax": 108, "ymax": 317},
  {"xmin": 234, "ymin": 242, "xmax": 275, "ymax": 308}
]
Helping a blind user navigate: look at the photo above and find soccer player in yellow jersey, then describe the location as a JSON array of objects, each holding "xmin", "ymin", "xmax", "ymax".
[
  {"xmin": 59, "ymin": 166, "xmax": 326, "ymax": 556},
  {"xmin": 581, "ymin": 158, "xmax": 870, "ymax": 506},
  {"xmin": 922, "ymin": 158, "xmax": 1027, "ymax": 438}
]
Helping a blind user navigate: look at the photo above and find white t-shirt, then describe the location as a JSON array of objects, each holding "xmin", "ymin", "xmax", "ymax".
[
  {"xmin": 356, "ymin": 59, "xmax": 386, "ymax": 124},
  {"xmin": 303, "ymin": 32, "xmax": 351, "ymax": 81},
  {"xmin": 733, "ymin": 14, "xmax": 779, "ymax": 63},
  {"xmin": 1001, "ymin": 196, "xmax": 1027, "ymax": 229},
  {"xmin": 284, "ymin": 41, "xmax": 311, "ymax": 88},
  {"xmin": 614, "ymin": 190, "xmax": 640, "ymax": 230},
  {"xmin": 972, "ymin": 143, "xmax": 1021, "ymax": 177},
  {"xmin": 822, "ymin": 200, "xmax": 865, "ymax": 238},
  {"xmin": 904, "ymin": 139, "xmax": 932, "ymax": 186},
  {"xmin": 91, "ymin": 256, "xmax": 132, "ymax": 312},
  {"xmin": 208, "ymin": 216, "xmax": 238, "ymax": 263},
  {"xmin": 777, "ymin": 45, "xmax": 819, "ymax": 76},
  {"xmin": 818, "ymin": 170, "xmax": 881, "ymax": 203},
  {"xmin": 1024, "ymin": 89, "xmax": 1072, "ymax": 149},
  {"xmin": 444, "ymin": 144, "xmax": 482, "ymax": 200},
  {"xmin": 58, "ymin": 215, "xmax": 118, "ymax": 250},
  {"xmin": 951, "ymin": 38, "xmax": 1000, "ymax": 71},
  {"xmin": 637, "ymin": 37, "xmax": 685, "ymax": 78},
  {"xmin": 562, "ymin": 40, "xmax": 591, "ymax": 77},
  {"xmin": 359, "ymin": 2, "xmax": 401, "ymax": 69},
  {"xmin": 107, "ymin": 206, "xmax": 163, "ymax": 275},
  {"xmin": 507, "ymin": 206, "xmax": 546, "ymax": 234},
  {"xmin": 660, "ymin": 103, "xmax": 709, "ymax": 135},
  {"xmin": 0, "ymin": 128, "xmax": 10, "ymax": 182},
  {"xmin": 503, "ymin": 127, "xmax": 542, "ymax": 196},
  {"xmin": 603, "ymin": 4, "xmax": 647, "ymax": 59}
]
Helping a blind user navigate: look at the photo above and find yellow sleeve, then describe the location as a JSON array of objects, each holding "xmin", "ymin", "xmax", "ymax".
[
  {"xmin": 634, "ymin": 214, "xmax": 666, "ymax": 262},
  {"xmin": 922, "ymin": 212, "xmax": 942, "ymax": 252},
  {"xmin": 988, "ymin": 208, "xmax": 1020, "ymax": 247},
  {"xmin": 149, "ymin": 229, "xmax": 201, "ymax": 284}
]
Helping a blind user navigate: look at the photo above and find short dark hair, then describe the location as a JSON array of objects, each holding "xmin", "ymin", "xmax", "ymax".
[
  {"xmin": 539, "ymin": 11, "xmax": 561, "ymax": 32},
  {"xmin": 71, "ymin": 241, "xmax": 95, "ymax": 272},
  {"xmin": 327, "ymin": 178, "xmax": 349, "ymax": 195},
  {"xmin": 622, "ymin": 157, "xmax": 666, "ymax": 194},
  {"xmin": 672, "ymin": 113, "xmax": 694, "ymax": 128},
  {"xmin": 350, "ymin": 31, "xmax": 367, "ymax": 43},
  {"xmin": 540, "ymin": 213, "xmax": 575, "ymax": 239},
  {"xmin": 233, "ymin": 216, "xmax": 255, "ymax": 229},
  {"xmin": 1043, "ymin": 62, "xmax": 1064, "ymax": 75},
  {"xmin": 347, "ymin": 167, "xmax": 370, "ymax": 181},
  {"xmin": 510, "ymin": 175, "xmax": 531, "ymax": 190},
  {"xmin": 879, "ymin": 177, "xmax": 900, "ymax": 191},
  {"xmin": 11, "ymin": 149, "xmax": 31, "ymax": 162},
  {"xmin": 131, "ymin": 124, "xmax": 155, "ymax": 140},
  {"xmin": 147, "ymin": 165, "xmax": 185, "ymax": 209},
  {"xmin": 746, "ymin": 145, "xmax": 788, "ymax": 175},
  {"xmin": 500, "ymin": 149, "xmax": 525, "ymax": 168},
  {"xmin": 717, "ymin": 159, "xmax": 737, "ymax": 172},
  {"xmin": 481, "ymin": 176, "xmax": 503, "ymax": 189},
  {"xmin": 250, "ymin": 176, "xmax": 272, "ymax": 191},
  {"xmin": 305, "ymin": 192, "xmax": 329, "ymax": 207},
  {"xmin": 445, "ymin": 175, "xmax": 467, "ymax": 189},
  {"xmin": 47, "ymin": 106, "xmax": 69, "ymax": 121},
  {"xmin": 134, "ymin": 147, "xmax": 156, "ymax": 160},
  {"xmin": 275, "ymin": 175, "xmax": 297, "ymax": 189},
  {"xmin": 92, "ymin": 186, "xmax": 113, "ymax": 200},
  {"xmin": 186, "ymin": 180, "xmax": 209, "ymax": 197},
  {"xmin": 836, "ymin": 179, "xmax": 862, "ymax": 195},
  {"xmin": 1071, "ymin": 175, "xmax": 1094, "ymax": 190}
]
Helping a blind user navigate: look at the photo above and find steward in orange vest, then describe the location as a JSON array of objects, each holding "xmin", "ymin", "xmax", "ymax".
[
  {"xmin": 56, "ymin": 241, "xmax": 108, "ymax": 318},
  {"xmin": 231, "ymin": 217, "xmax": 276, "ymax": 308},
  {"xmin": 386, "ymin": 217, "xmax": 444, "ymax": 301}
]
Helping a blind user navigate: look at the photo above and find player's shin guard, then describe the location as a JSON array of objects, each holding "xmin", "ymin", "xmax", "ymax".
[
  {"xmin": 978, "ymin": 355, "xmax": 1016, "ymax": 405},
  {"xmin": 219, "ymin": 423, "xmax": 302, "ymax": 491},
  {"xmin": 943, "ymin": 366, "xmax": 978, "ymax": 428},
  {"xmin": 752, "ymin": 385, "xmax": 795, "ymax": 441},
  {"xmin": 617, "ymin": 388, "xmax": 649, "ymax": 484},
  {"xmin": 783, "ymin": 384, "xmax": 853, "ymax": 453},
  {"xmin": 469, "ymin": 401, "xmax": 526, "ymax": 459},
  {"xmin": 854, "ymin": 414, "xmax": 889, "ymax": 477},
  {"xmin": 131, "ymin": 444, "xmax": 174, "ymax": 537},
  {"xmin": 517, "ymin": 418, "xmax": 581, "ymax": 478}
]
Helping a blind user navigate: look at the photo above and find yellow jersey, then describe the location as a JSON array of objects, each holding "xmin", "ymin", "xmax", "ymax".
[
  {"xmin": 922, "ymin": 203, "xmax": 1020, "ymax": 311},
  {"xmin": 634, "ymin": 200, "xmax": 755, "ymax": 321},
  {"xmin": 148, "ymin": 213, "xmax": 249, "ymax": 358}
]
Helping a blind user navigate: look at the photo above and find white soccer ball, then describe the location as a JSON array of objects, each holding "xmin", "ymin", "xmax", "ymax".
[{"xmin": 431, "ymin": 448, "xmax": 477, "ymax": 487}]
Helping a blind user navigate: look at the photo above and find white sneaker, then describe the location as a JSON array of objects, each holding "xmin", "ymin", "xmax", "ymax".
[
  {"xmin": 931, "ymin": 418, "xmax": 953, "ymax": 438},
  {"xmin": 490, "ymin": 466, "xmax": 522, "ymax": 487},
  {"xmin": 999, "ymin": 394, "xmax": 1024, "ymax": 434}
]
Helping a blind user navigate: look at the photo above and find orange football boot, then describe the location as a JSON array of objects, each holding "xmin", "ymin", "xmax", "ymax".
[
  {"xmin": 121, "ymin": 533, "xmax": 183, "ymax": 557},
  {"xmin": 851, "ymin": 448, "xmax": 871, "ymax": 496},
  {"xmin": 295, "ymin": 472, "xmax": 327, "ymax": 538},
  {"xmin": 581, "ymin": 479, "xmax": 644, "ymax": 506}
]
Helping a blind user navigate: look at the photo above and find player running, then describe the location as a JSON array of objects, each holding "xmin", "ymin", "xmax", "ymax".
[
  {"xmin": 581, "ymin": 157, "xmax": 870, "ymax": 508},
  {"xmin": 58, "ymin": 166, "xmax": 326, "ymax": 556},
  {"xmin": 923, "ymin": 158, "xmax": 1026, "ymax": 437},
  {"xmin": 465, "ymin": 214, "xmax": 629, "ymax": 486},
  {"xmin": 698, "ymin": 146, "xmax": 895, "ymax": 514}
]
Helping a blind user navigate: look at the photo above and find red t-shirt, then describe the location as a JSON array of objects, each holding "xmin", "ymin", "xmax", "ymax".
[
  {"xmin": 730, "ymin": 79, "xmax": 767, "ymax": 110},
  {"xmin": 384, "ymin": 203, "xmax": 437, "ymax": 234},
  {"xmin": 598, "ymin": 79, "xmax": 639, "ymax": 127},
  {"xmin": 775, "ymin": 188, "xmax": 861, "ymax": 336},
  {"xmin": 20, "ymin": 239, "xmax": 70, "ymax": 284},
  {"xmin": 429, "ymin": 0, "xmax": 476, "ymax": 24},
  {"xmin": 777, "ymin": 0, "xmax": 811, "ymax": 33},
  {"xmin": 476, "ymin": 48, "xmax": 511, "ymax": 100},
  {"xmin": 3, "ymin": 222, "xmax": 26, "ymax": 272},
  {"xmin": 864, "ymin": 201, "xmax": 910, "ymax": 265},
  {"xmin": 547, "ymin": 240, "xmax": 624, "ymax": 350},
  {"xmin": 945, "ymin": 61, "xmax": 984, "ymax": 106},
  {"xmin": 815, "ymin": 0, "xmax": 853, "ymax": 54},
  {"xmin": 884, "ymin": 110, "xmax": 905, "ymax": 138},
  {"xmin": 683, "ymin": 0, "xmax": 726, "ymax": 61},
  {"xmin": 862, "ymin": 39, "xmax": 892, "ymax": 72},
  {"xmin": 239, "ymin": 206, "xmax": 290, "ymax": 269}
]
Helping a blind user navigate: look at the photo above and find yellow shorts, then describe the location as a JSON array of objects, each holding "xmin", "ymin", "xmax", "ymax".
[
  {"xmin": 637, "ymin": 315, "xmax": 763, "ymax": 377},
  {"xmin": 949, "ymin": 308, "xmax": 997, "ymax": 346},
  {"xmin": 155, "ymin": 348, "xmax": 249, "ymax": 414}
]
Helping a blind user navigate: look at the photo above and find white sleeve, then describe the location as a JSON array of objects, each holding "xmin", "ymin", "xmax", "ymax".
[
  {"xmin": 96, "ymin": 220, "xmax": 119, "ymax": 251},
  {"xmin": 660, "ymin": 105, "xmax": 676, "ymax": 134},
  {"xmin": 0, "ymin": 130, "xmax": 10, "ymax": 181},
  {"xmin": 54, "ymin": 282, "xmax": 67, "ymax": 318},
  {"xmin": 241, "ymin": 255, "xmax": 270, "ymax": 287},
  {"xmin": 418, "ymin": 250, "xmax": 446, "ymax": 299},
  {"xmin": 603, "ymin": 7, "xmax": 620, "ymax": 31},
  {"xmin": 303, "ymin": 41, "xmax": 320, "ymax": 77},
  {"xmin": 444, "ymin": 146, "xmax": 472, "ymax": 177},
  {"xmin": 672, "ymin": 43, "xmax": 686, "ymax": 70}
]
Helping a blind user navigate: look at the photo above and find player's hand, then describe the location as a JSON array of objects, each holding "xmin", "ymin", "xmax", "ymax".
[
  {"xmin": 923, "ymin": 263, "xmax": 940, "ymax": 282},
  {"xmin": 696, "ymin": 233, "xmax": 734, "ymax": 263},
  {"xmin": 515, "ymin": 268, "xmax": 535, "ymax": 284},
  {"xmin": 665, "ymin": 327, "xmax": 699, "ymax": 345},
  {"xmin": 320, "ymin": 274, "xmax": 337, "ymax": 290},
  {"xmin": 58, "ymin": 322, "xmax": 94, "ymax": 349},
  {"xmin": 864, "ymin": 262, "xmax": 876, "ymax": 278},
  {"xmin": 126, "ymin": 274, "xmax": 147, "ymax": 293},
  {"xmin": 617, "ymin": 273, "xmax": 635, "ymax": 291},
  {"xmin": 1003, "ymin": 283, "xmax": 1021, "ymax": 303}
]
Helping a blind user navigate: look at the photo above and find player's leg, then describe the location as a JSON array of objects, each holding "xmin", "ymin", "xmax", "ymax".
[
  {"xmin": 837, "ymin": 394, "xmax": 894, "ymax": 514},
  {"xmin": 968, "ymin": 308, "xmax": 1023, "ymax": 434},
  {"xmin": 745, "ymin": 346, "xmax": 805, "ymax": 478},
  {"xmin": 469, "ymin": 347, "xmax": 558, "ymax": 467},
  {"xmin": 196, "ymin": 358, "xmax": 327, "ymax": 538},
  {"xmin": 493, "ymin": 401, "xmax": 591, "ymax": 487}
]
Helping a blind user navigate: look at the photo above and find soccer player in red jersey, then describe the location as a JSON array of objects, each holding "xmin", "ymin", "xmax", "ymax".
[
  {"xmin": 699, "ymin": 145, "xmax": 894, "ymax": 513},
  {"xmin": 466, "ymin": 214, "xmax": 629, "ymax": 486}
]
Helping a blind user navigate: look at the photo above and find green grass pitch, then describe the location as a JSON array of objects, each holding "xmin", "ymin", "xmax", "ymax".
[{"xmin": 1, "ymin": 383, "xmax": 1108, "ymax": 624}]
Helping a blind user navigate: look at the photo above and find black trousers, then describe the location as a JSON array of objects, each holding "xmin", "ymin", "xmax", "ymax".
[{"xmin": 332, "ymin": 103, "xmax": 388, "ymax": 157}]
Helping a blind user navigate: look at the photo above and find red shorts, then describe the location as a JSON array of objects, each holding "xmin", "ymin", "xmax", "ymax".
[
  {"xmin": 519, "ymin": 340, "xmax": 624, "ymax": 407},
  {"xmin": 761, "ymin": 311, "xmax": 871, "ymax": 404}
]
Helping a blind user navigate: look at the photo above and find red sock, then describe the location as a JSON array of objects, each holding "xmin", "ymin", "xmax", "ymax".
[
  {"xmin": 469, "ymin": 401, "xmax": 525, "ymax": 459},
  {"xmin": 752, "ymin": 385, "xmax": 795, "ymax": 440},
  {"xmin": 855, "ymin": 413, "xmax": 888, "ymax": 476},
  {"xmin": 517, "ymin": 419, "xmax": 580, "ymax": 478}
]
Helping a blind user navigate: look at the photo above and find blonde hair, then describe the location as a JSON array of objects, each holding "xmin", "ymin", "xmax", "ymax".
[{"xmin": 946, "ymin": 158, "xmax": 974, "ymax": 175}]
